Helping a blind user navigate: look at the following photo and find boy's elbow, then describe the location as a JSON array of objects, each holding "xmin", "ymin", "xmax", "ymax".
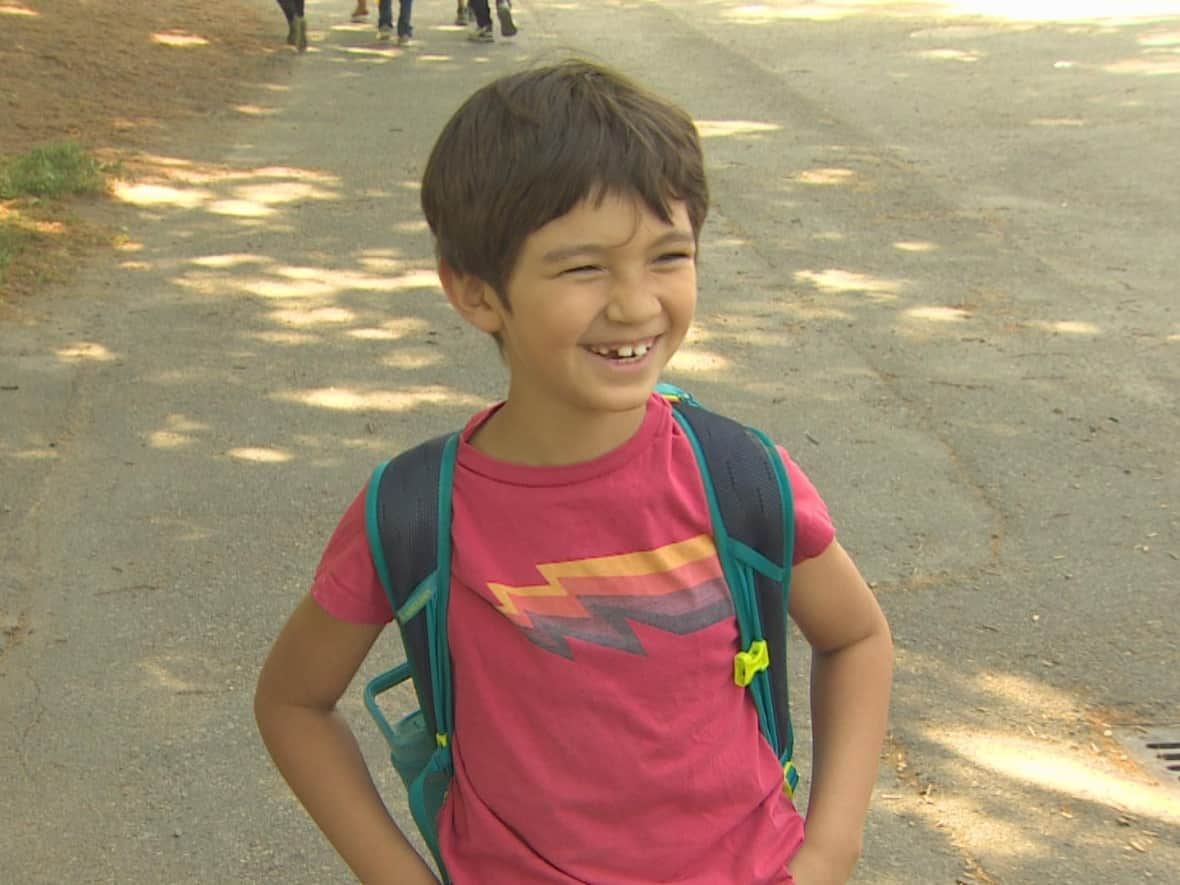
[
  {"xmin": 253, "ymin": 669, "xmax": 308, "ymax": 760},
  {"xmin": 253, "ymin": 655, "xmax": 340, "ymax": 734},
  {"xmin": 253, "ymin": 671, "xmax": 278, "ymax": 734},
  {"xmin": 860, "ymin": 588, "xmax": 893, "ymax": 663},
  {"xmin": 823, "ymin": 600, "xmax": 892, "ymax": 664},
  {"xmin": 865, "ymin": 612, "xmax": 894, "ymax": 687},
  {"xmin": 253, "ymin": 658, "xmax": 296, "ymax": 736},
  {"xmin": 876, "ymin": 610, "xmax": 894, "ymax": 661}
]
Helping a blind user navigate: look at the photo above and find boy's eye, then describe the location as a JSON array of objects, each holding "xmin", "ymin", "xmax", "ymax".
[
  {"xmin": 561, "ymin": 264, "xmax": 602, "ymax": 276},
  {"xmin": 656, "ymin": 251, "xmax": 693, "ymax": 264}
]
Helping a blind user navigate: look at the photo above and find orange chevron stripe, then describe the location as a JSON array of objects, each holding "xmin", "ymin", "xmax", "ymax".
[{"xmin": 487, "ymin": 534, "xmax": 721, "ymax": 627}]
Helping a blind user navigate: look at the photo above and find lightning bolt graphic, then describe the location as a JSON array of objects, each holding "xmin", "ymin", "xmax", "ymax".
[{"xmin": 486, "ymin": 534, "xmax": 734, "ymax": 658}]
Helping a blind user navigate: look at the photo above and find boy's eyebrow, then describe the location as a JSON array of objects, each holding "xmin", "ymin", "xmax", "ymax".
[{"xmin": 540, "ymin": 231, "xmax": 696, "ymax": 264}]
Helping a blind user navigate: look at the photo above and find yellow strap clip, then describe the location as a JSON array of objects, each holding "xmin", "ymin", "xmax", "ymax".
[
  {"xmin": 733, "ymin": 639, "xmax": 769, "ymax": 687},
  {"xmin": 782, "ymin": 760, "xmax": 798, "ymax": 798},
  {"xmin": 436, "ymin": 732, "xmax": 449, "ymax": 749}
]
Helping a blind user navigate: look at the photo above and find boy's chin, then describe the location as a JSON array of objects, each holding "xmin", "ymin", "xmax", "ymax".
[{"xmin": 580, "ymin": 385, "xmax": 660, "ymax": 416}]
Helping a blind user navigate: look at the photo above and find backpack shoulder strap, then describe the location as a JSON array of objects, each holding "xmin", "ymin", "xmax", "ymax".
[
  {"xmin": 663, "ymin": 387, "xmax": 799, "ymax": 794},
  {"xmin": 365, "ymin": 432, "xmax": 460, "ymax": 741}
]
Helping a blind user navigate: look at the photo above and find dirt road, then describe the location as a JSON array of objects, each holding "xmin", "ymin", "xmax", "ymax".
[{"xmin": 2, "ymin": 1, "xmax": 1178, "ymax": 882}]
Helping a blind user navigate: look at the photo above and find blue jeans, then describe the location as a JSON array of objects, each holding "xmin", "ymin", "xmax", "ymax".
[{"xmin": 378, "ymin": 0, "xmax": 414, "ymax": 36}]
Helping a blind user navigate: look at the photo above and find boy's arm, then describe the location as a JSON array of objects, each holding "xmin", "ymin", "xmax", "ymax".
[
  {"xmin": 786, "ymin": 540, "xmax": 893, "ymax": 884},
  {"xmin": 254, "ymin": 593, "xmax": 440, "ymax": 885}
]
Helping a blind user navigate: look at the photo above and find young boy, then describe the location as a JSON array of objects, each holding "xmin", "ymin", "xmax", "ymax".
[{"xmin": 255, "ymin": 60, "xmax": 893, "ymax": 884}]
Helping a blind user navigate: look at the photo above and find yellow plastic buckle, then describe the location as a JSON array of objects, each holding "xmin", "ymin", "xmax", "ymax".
[
  {"xmin": 733, "ymin": 639, "xmax": 769, "ymax": 687},
  {"xmin": 436, "ymin": 732, "xmax": 449, "ymax": 749},
  {"xmin": 782, "ymin": 760, "xmax": 798, "ymax": 798}
]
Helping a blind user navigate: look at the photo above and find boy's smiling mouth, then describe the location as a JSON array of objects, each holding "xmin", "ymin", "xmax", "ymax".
[{"xmin": 583, "ymin": 337, "xmax": 657, "ymax": 361}]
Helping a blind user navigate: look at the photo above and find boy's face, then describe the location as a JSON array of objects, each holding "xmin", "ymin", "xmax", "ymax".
[{"xmin": 491, "ymin": 191, "xmax": 698, "ymax": 423}]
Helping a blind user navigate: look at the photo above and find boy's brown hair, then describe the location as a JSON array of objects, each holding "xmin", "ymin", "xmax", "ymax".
[{"xmin": 421, "ymin": 59, "xmax": 709, "ymax": 302}]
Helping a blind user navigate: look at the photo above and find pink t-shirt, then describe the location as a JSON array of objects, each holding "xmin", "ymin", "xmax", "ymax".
[{"xmin": 313, "ymin": 395, "xmax": 835, "ymax": 884}]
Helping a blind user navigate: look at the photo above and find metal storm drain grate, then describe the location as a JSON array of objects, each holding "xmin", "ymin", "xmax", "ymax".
[{"xmin": 1116, "ymin": 726, "xmax": 1180, "ymax": 796}]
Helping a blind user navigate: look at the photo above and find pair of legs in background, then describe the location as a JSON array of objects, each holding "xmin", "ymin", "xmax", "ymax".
[
  {"xmin": 466, "ymin": 0, "xmax": 516, "ymax": 42},
  {"xmin": 377, "ymin": 0, "xmax": 414, "ymax": 42},
  {"xmin": 346, "ymin": 0, "xmax": 415, "ymax": 43},
  {"xmin": 274, "ymin": 0, "xmax": 308, "ymax": 51}
]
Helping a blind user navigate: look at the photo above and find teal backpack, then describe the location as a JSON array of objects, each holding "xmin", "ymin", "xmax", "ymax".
[{"xmin": 363, "ymin": 385, "xmax": 798, "ymax": 879}]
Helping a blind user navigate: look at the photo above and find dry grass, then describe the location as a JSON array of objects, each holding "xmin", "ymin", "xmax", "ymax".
[
  {"xmin": 0, "ymin": 0, "xmax": 288, "ymax": 302},
  {"xmin": 0, "ymin": 197, "xmax": 111, "ymax": 300}
]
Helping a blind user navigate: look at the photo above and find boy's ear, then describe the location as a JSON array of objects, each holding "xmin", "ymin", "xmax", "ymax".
[{"xmin": 438, "ymin": 260, "xmax": 505, "ymax": 335}]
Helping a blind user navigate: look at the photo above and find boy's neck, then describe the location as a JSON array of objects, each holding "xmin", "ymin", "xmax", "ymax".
[{"xmin": 468, "ymin": 398, "xmax": 650, "ymax": 467}]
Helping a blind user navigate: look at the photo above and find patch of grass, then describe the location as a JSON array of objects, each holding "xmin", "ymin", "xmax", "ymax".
[
  {"xmin": 0, "ymin": 143, "xmax": 112, "ymax": 300},
  {"xmin": 0, "ymin": 142, "xmax": 106, "ymax": 200}
]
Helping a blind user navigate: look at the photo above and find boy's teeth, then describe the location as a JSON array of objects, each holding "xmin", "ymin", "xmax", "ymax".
[{"xmin": 590, "ymin": 342, "xmax": 651, "ymax": 358}]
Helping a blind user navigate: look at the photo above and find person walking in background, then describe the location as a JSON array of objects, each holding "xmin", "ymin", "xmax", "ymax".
[
  {"xmin": 466, "ymin": 0, "xmax": 516, "ymax": 43},
  {"xmin": 275, "ymin": 0, "xmax": 308, "ymax": 52},
  {"xmin": 377, "ymin": 0, "xmax": 414, "ymax": 44}
]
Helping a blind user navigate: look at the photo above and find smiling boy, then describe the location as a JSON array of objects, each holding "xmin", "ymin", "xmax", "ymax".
[
  {"xmin": 255, "ymin": 60, "xmax": 892, "ymax": 884},
  {"xmin": 438, "ymin": 190, "xmax": 696, "ymax": 464}
]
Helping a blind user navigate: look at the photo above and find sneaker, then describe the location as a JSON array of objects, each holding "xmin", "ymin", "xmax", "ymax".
[
  {"xmin": 295, "ymin": 15, "xmax": 308, "ymax": 52},
  {"xmin": 397, "ymin": 31, "xmax": 413, "ymax": 46},
  {"xmin": 468, "ymin": 25, "xmax": 493, "ymax": 43},
  {"xmin": 378, "ymin": 24, "xmax": 394, "ymax": 40},
  {"xmin": 454, "ymin": 4, "xmax": 468, "ymax": 25},
  {"xmin": 496, "ymin": 0, "xmax": 517, "ymax": 37},
  {"xmin": 350, "ymin": 4, "xmax": 369, "ymax": 21}
]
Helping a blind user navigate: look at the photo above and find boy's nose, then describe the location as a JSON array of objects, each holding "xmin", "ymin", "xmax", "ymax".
[{"xmin": 605, "ymin": 276, "xmax": 661, "ymax": 324}]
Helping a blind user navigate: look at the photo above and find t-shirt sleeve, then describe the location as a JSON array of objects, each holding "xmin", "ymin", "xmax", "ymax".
[
  {"xmin": 776, "ymin": 446, "xmax": 836, "ymax": 565},
  {"xmin": 309, "ymin": 484, "xmax": 394, "ymax": 625}
]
